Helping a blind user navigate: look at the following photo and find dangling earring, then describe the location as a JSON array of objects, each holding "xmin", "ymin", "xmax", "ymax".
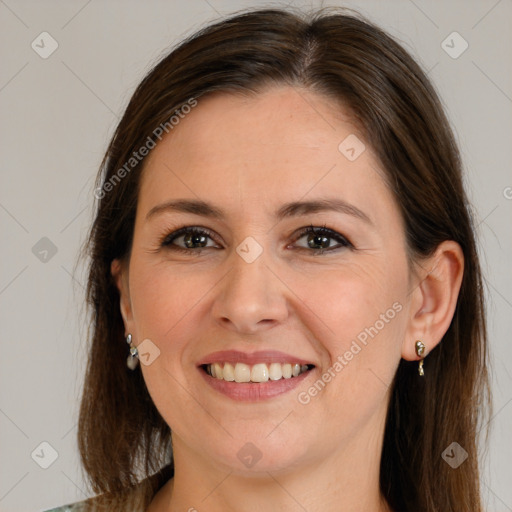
[
  {"xmin": 126, "ymin": 333, "xmax": 139, "ymax": 370},
  {"xmin": 415, "ymin": 340, "xmax": 426, "ymax": 376}
]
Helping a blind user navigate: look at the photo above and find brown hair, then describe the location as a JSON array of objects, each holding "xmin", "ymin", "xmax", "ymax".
[{"xmin": 77, "ymin": 7, "xmax": 490, "ymax": 511}]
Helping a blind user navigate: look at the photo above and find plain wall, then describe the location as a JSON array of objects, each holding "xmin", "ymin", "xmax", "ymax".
[{"xmin": 0, "ymin": 1, "xmax": 510, "ymax": 510}]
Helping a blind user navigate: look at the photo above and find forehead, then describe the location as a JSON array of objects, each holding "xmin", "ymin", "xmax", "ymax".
[
  {"xmin": 145, "ymin": 86, "xmax": 364, "ymax": 167},
  {"xmin": 138, "ymin": 86, "xmax": 395, "ymax": 224}
]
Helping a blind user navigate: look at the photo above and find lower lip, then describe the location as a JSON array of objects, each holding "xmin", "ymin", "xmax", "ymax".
[{"xmin": 198, "ymin": 366, "xmax": 314, "ymax": 402}]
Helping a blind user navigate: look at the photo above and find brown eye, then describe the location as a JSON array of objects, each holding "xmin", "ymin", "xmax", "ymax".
[
  {"xmin": 293, "ymin": 225, "xmax": 353, "ymax": 254},
  {"xmin": 162, "ymin": 227, "xmax": 218, "ymax": 252}
]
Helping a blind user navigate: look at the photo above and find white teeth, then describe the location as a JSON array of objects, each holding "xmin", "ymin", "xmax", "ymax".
[
  {"xmin": 223, "ymin": 362, "xmax": 235, "ymax": 381},
  {"xmin": 268, "ymin": 363, "xmax": 282, "ymax": 381},
  {"xmin": 282, "ymin": 363, "xmax": 292, "ymax": 379},
  {"xmin": 205, "ymin": 362, "xmax": 311, "ymax": 383},
  {"xmin": 251, "ymin": 363, "xmax": 269, "ymax": 383},
  {"xmin": 214, "ymin": 362, "xmax": 223, "ymax": 379},
  {"xmin": 234, "ymin": 363, "xmax": 251, "ymax": 383}
]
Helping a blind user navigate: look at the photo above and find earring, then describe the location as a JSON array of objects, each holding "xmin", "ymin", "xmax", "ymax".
[
  {"xmin": 415, "ymin": 340, "xmax": 426, "ymax": 376},
  {"xmin": 126, "ymin": 333, "xmax": 139, "ymax": 370}
]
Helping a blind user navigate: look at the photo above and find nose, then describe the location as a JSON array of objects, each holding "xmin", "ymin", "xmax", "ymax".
[{"xmin": 211, "ymin": 249, "xmax": 289, "ymax": 334}]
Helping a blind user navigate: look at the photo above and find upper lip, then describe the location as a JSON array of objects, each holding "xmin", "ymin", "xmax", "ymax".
[{"xmin": 197, "ymin": 350, "xmax": 316, "ymax": 367}]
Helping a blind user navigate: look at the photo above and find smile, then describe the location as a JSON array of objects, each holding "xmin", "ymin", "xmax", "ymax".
[
  {"xmin": 197, "ymin": 349, "xmax": 317, "ymax": 401},
  {"xmin": 203, "ymin": 362, "xmax": 314, "ymax": 383}
]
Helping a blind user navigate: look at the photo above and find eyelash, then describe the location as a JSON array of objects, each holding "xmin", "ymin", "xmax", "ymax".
[{"xmin": 160, "ymin": 224, "xmax": 353, "ymax": 255}]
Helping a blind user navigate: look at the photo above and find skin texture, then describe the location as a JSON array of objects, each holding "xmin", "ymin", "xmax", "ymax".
[{"xmin": 112, "ymin": 86, "xmax": 464, "ymax": 512}]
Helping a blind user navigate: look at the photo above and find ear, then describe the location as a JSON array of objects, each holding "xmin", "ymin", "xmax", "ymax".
[
  {"xmin": 111, "ymin": 258, "xmax": 135, "ymax": 335},
  {"xmin": 402, "ymin": 240, "xmax": 464, "ymax": 361}
]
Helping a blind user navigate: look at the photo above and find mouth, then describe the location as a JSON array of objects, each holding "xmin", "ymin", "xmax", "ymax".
[
  {"xmin": 196, "ymin": 350, "xmax": 317, "ymax": 402},
  {"xmin": 201, "ymin": 362, "xmax": 315, "ymax": 383}
]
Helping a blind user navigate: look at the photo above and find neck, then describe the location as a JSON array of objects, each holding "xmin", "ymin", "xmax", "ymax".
[{"xmin": 149, "ymin": 412, "xmax": 391, "ymax": 512}]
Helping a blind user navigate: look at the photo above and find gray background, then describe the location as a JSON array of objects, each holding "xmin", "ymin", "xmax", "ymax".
[{"xmin": 0, "ymin": 0, "xmax": 510, "ymax": 511}]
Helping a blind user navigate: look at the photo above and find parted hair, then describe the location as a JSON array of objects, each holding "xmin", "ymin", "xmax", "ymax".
[{"xmin": 77, "ymin": 7, "xmax": 490, "ymax": 511}]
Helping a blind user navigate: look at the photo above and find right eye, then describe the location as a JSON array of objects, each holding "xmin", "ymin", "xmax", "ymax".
[{"xmin": 161, "ymin": 226, "xmax": 220, "ymax": 253}]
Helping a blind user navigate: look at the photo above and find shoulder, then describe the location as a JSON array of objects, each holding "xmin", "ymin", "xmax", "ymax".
[
  {"xmin": 42, "ymin": 496, "xmax": 104, "ymax": 511},
  {"xmin": 41, "ymin": 493, "xmax": 141, "ymax": 512},
  {"xmin": 41, "ymin": 496, "xmax": 143, "ymax": 511},
  {"xmin": 42, "ymin": 464, "xmax": 173, "ymax": 512},
  {"xmin": 41, "ymin": 495, "xmax": 145, "ymax": 512}
]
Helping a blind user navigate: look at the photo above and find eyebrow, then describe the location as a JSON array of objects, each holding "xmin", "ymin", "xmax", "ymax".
[{"xmin": 146, "ymin": 198, "xmax": 372, "ymax": 225}]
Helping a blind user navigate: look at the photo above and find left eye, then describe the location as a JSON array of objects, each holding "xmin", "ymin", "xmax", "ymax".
[{"xmin": 292, "ymin": 225, "xmax": 353, "ymax": 253}]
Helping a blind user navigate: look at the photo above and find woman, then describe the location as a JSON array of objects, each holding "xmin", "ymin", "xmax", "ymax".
[{"xmin": 45, "ymin": 6, "xmax": 490, "ymax": 512}]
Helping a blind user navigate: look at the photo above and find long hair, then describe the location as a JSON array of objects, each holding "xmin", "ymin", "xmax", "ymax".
[{"xmin": 77, "ymin": 7, "xmax": 490, "ymax": 511}]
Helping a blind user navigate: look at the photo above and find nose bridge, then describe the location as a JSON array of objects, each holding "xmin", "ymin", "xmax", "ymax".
[{"xmin": 212, "ymin": 242, "xmax": 288, "ymax": 333}]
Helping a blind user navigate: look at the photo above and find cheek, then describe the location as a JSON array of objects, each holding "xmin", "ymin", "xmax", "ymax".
[
  {"xmin": 289, "ymin": 279, "xmax": 404, "ymax": 448},
  {"xmin": 129, "ymin": 261, "xmax": 217, "ymax": 433},
  {"xmin": 291, "ymin": 260, "xmax": 407, "ymax": 410},
  {"xmin": 295, "ymin": 258, "xmax": 406, "ymax": 346},
  {"xmin": 129, "ymin": 259, "xmax": 209, "ymax": 346}
]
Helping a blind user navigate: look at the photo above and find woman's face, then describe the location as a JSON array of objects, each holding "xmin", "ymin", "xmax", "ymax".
[{"xmin": 116, "ymin": 86, "xmax": 414, "ymax": 475}]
